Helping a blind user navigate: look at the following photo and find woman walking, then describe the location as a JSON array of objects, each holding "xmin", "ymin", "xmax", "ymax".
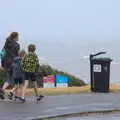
[{"xmin": 0, "ymin": 32, "xmax": 20, "ymax": 99}]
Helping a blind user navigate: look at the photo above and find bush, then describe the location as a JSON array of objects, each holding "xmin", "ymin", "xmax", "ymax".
[
  {"xmin": 0, "ymin": 65, "xmax": 86, "ymax": 88},
  {"xmin": 39, "ymin": 65, "xmax": 86, "ymax": 87}
]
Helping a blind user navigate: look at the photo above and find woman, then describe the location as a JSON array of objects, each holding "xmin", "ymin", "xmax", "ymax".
[{"xmin": 0, "ymin": 32, "xmax": 20, "ymax": 99}]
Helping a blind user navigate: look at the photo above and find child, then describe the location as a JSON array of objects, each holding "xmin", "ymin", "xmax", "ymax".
[
  {"xmin": 7, "ymin": 51, "xmax": 26, "ymax": 101},
  {"xmin": 21, "ymin": 44, "xmax": 44, "ymax": 103}
]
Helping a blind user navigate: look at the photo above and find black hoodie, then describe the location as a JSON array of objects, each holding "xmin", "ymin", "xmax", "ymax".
[{"xmin": 1, "ymin": 38, "xmax": 20, "ymax": 69}]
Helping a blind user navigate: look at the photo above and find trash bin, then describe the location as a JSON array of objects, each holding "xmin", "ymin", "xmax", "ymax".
[{"xmin": 90, "ymin": 52, "xmax": 112, "ymax": 92}]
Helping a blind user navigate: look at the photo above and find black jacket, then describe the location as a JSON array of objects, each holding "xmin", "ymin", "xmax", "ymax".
[{"xmin": 1, "ymin": 38, "xmax": 20, "ymax": 69}]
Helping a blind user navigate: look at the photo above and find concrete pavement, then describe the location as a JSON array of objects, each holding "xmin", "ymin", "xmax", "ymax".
[{"xmin": 0, "ymin": 93, "xmax": 120, "ymax": 120}]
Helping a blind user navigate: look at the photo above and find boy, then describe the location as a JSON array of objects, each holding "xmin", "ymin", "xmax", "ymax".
[
  {"xmin": 7, "ymin": 50, "xmax": 26, "ymax": 100},
  {"xmin": 20, "ymin": 44, "xmax": 44, "ymax": 103}
]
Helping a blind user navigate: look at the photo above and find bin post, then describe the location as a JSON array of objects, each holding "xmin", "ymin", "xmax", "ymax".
[{"xmin": 90, "ymin": 54, "xmax": 94, "ymax": 91}]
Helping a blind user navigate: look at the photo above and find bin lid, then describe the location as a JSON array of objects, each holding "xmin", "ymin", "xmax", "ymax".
[{"xmin": 92, "ymin": 57, "xmax": 112, "ymax": 62}]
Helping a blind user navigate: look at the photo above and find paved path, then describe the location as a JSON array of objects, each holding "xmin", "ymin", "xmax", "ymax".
[{"xmin": 1, "ymin": 93, "xmax": 120, "ymax": 120}]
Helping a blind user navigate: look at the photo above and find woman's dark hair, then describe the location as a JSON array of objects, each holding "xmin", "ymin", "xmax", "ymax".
[
  {"xmin": 28, "ymin": 44, "xmax": 36, "ymax": 52},
  {"xmin": 8, "ymin": 32, "xmax": 18, "ymax": 40}
]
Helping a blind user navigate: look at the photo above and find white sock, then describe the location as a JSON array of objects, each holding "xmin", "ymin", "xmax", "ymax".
[{"xmin": 22, "ymin": 97, "xmax": 25, "ymax": 99}]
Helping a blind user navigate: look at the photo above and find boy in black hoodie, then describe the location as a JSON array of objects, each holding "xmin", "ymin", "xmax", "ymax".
[{"xmin": 7, "ymin": 51, "xmax": 26, "ymax": 100}]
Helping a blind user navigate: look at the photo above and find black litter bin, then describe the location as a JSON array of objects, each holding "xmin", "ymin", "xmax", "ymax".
[{"xmin": 90, "ymin": 52, "xmax": 112, "ymax": 93}]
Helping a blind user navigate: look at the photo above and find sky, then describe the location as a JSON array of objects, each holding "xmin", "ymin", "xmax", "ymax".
[
  {"xmin": 0, "ymin": 0, "xmax": 120, "ymax": 83},
  {"xmin": 0, "ymin": 0, "xmax": 120, "ymax": 41}
]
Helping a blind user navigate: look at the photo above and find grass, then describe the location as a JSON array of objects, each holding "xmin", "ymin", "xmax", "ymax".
[
  {"xmin": 6, "ymin": 84, "xmax": 120, "ymax": 96},
  {"xmin": 109, "ymin": 84, "xmax": 120, "ymax": 92},
  {"xmin": 27, "ymin": 85, "xmax": 90, "ymax": 96}
]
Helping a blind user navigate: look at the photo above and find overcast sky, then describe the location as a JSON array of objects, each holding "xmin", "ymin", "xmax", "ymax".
[{"xmin": 0, "ymin": 0, "xmax": 120, "ymax": 42}]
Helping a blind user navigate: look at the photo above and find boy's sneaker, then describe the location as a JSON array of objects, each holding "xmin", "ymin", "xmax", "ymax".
[
  {"xmin": 18, "ymin": 97, "xmax": 26, "ymax": 103},
  {"xmin": 14, "ymin": 96, "xmax": 19, "ymax": 101},
  {"xmin": 36, "ymin": 95, "xmax": 44, "ymax": 102},
  {"xmin": 8, "ymin": 92, "xmax": 14, "ymax": 100},
  {"xmin": 0, "ymin": 89, "xmax": 5, "ymax": 100}
]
